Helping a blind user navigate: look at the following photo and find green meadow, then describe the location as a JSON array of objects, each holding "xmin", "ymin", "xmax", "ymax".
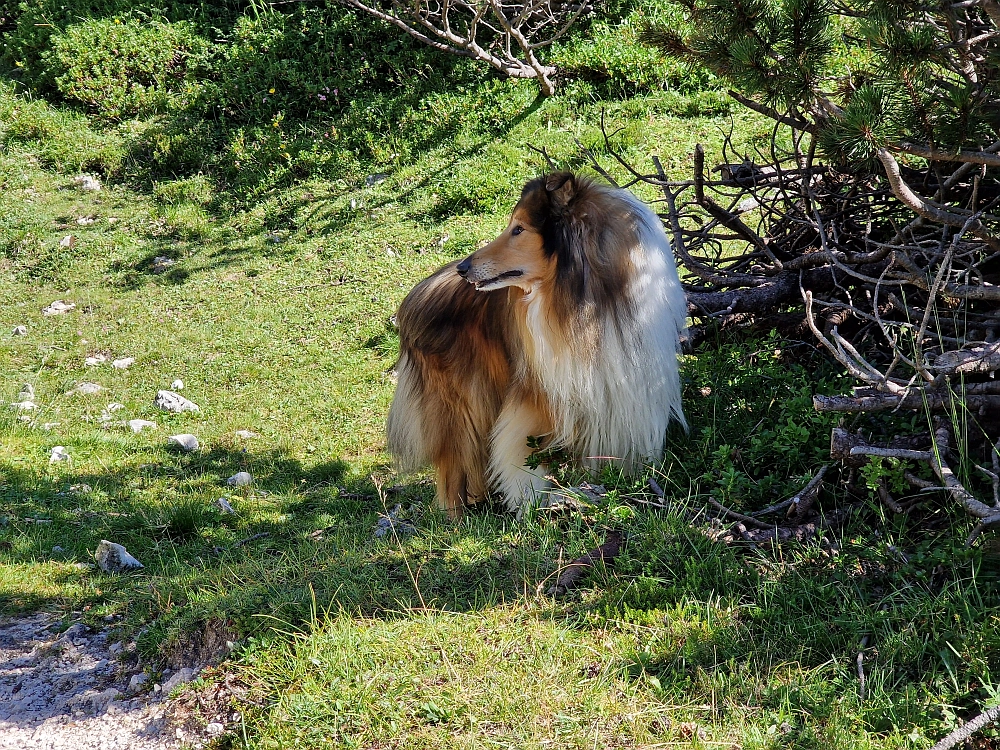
[{"xmin": 1, "ymin": 2, "xmax": 997, "ymax": 747}]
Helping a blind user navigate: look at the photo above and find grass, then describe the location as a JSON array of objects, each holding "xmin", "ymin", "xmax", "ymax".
[{"xmin": 1, "ymin": 6, "xmax": 999, "ymax": 747}]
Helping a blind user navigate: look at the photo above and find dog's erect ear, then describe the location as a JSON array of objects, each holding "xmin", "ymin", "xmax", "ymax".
[{"xmin": 545, "ymin": 172, "xmax": 576, "ymax": 210}]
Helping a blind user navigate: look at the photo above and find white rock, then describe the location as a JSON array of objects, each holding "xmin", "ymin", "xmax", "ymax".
[
  {"xmin": 206, "ymin": 722, "xmax": 224, "ymax": 736},
  {"xmin": 127, "ymin": 673, "xmax": 149, "ymax": 694},
  {"xmin": 42, "ymin": 300, "xmax": 76, "ymax": 316},
  {"xmin": 10, "ymin": 400, "xmax": 36, "ymax": 411},
  {"xmin": 18, "ymin": 384, "xmax": 34, "ymax": 400},
  {"xmin": 50, "ymin": 446, "xmax": 70, "ymax": 464},
  {"xmin": 77, "ymin": 216, "xmax": 96, "ymax": 225},
  {"xmin": 84, "ymin": 355, "xmax": 106, "ymax": 366},
  {"xmin": 217, "ymin": 497, "xmax": 235, "ymax": 514},
  {"xmin": 88, "ymin": 687, "xmax": 119, "ymax": 711},
  {"xmin": 17, "ymin": 415, "xmax": 32, "ymax": 423},
  {"xmin": 154, "ymin": 390, "xmax": 200, "ymax": 413},
  {"xmin": 59, "ymin": 234, "xmax": 75, "ymax": 249},
  {"xmin": 151, "ymin": 256, "xmax": 176, "ymax": 274},
  {"xmin": 105, "ymin": 402, "xmax": 124, "ymax": 413},
  {"xmin": 128, "ymin": 419, "xmax": 158, "ymax": 434},
  {"xmin": 162, "ymin": 667, "xmax": 195, "ymax": 693},
  {"xmin": 112, "ymin": 357, "xmax": 135, "ymax": 369},
  {"xmin": 167, "ymin": 434, "xmax": 200, "ymax": 452},
  {"xmin": 74, "ymin": 174, "xmax": 102, "ymax": 191},
  {"xmin": 68, "ymin": 382, "xmax": 102, "ymax": 395},
  {"xmin": 42, "ymin": 422, "xmax": 60, "ymax": 431},
  {"xmin": 12, "ymin": 325, "xmax": 27, "ymax": 335},
  {"xmin": 235, "ymin": 430, "xmax": 259, "ymax": 440},
  {"xmin": 226, "ymin": 472, "xmax": 252, "ymax": 487},
  {"xmin": 95, "ymin": 540, "xmax": 143, "ymax": 572},
  {"xmin": 170, "ymin": 379, "xmax": 184, "ymax": 391}
]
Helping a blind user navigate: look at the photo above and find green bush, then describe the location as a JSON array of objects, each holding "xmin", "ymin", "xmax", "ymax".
[
  {"xmin": 205, "ymin": 7, "xmax": 473, "ymax": 125},
  {"xmin": 44, "ymin": 17, "xmax": 209, "ymax": 121},
  {"xmin": 1, "ymin": 1, "xmax": 235, "ymax": 85}
]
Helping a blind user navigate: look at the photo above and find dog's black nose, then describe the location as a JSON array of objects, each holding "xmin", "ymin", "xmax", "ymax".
[{"xmin": 456, "ymin": 258, "xmax": 471, "ymax": 277}]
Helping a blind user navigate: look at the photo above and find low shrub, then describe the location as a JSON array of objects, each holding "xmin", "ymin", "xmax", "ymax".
[{"xmin": 45, "ymin": 17, "xmax": 209, "ymax": 121}]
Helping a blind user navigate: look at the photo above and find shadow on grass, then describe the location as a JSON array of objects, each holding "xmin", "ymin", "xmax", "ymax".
[{"xmin": 0, "ymin": 441, "xmax": 544, "ymax": 636}]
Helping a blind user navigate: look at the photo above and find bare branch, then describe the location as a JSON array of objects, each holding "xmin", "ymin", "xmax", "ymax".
[{"xmin": 335, "ymin": 0, "xmax": 588, "ymax": 94}]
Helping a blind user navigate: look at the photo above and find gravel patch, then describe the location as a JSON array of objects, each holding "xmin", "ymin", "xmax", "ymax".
[{"xmin": 0, "ymin": 614, "xmax": 202, "ymax": 750}]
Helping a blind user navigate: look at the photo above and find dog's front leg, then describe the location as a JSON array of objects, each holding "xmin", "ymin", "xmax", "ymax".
[{"xmin": 489, "ymin": 389, "xmax": 553, "ymax": 515}]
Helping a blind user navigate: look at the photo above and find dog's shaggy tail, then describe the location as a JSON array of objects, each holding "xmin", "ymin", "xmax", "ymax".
[{"xmin": 386, "ymin": 352, "xmax": 430, "ymax": 474}]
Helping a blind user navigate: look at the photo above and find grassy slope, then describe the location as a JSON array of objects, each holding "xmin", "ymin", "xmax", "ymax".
[{"xmin": 0, "ymin": 45, "xmax": 998, "ymax": 750}]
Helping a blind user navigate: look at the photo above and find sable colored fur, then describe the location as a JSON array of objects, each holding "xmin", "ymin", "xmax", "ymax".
[{"xmin": 387, "ymin": 172, "xmax": 687, "ymax": 517}]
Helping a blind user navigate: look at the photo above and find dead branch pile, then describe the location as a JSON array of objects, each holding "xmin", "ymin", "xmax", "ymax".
[{"xmin": 579, "ymin": 106, "xmax": 1000, "ymax": 533}]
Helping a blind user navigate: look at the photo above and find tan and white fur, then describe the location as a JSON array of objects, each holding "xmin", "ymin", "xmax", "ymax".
[{"xmin": 387, "ymin": 172, "xmax": 687, "ymax": 517}]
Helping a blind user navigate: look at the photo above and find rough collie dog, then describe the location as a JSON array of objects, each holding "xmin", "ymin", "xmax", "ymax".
[{"xmin": 387, "ymin": 172, "xmax": 687, "ymax": 517}]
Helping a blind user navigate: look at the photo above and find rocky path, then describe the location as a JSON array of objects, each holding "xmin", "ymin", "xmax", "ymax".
[{"xmin": 0, "ymin": 614, "xmax": 212, "ymax": 750}]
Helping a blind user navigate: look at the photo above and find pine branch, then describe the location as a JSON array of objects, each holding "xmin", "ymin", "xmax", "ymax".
[
  {"xmin": 894, "ymin": 142, "xmax": 1000, "ymax": 168},
  {"xmin": 727, "ymin": 90, "xmax": 819, "ymax": 133}
]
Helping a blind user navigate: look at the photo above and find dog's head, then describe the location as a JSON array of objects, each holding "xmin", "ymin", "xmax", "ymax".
[{"xmin": 456, "ymin": 172, "xmax": 579, "ymax": 293}]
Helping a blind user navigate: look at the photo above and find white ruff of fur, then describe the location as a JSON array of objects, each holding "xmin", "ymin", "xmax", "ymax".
[{"xmin": 491, "ymin": 188, "xmax": 688, "ymax": 510}]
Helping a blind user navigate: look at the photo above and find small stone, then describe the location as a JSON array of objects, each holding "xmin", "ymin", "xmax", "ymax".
[
  {"xmin": 12, "ymin": 325, "xmax": 27, "ymax": 336},
  {"xmin": 42, "ymin": 422, "xmax": 61, "ymax": 431},
  {"xmin": 59, "ymin": 234, "xmax": 76, "ymax": 249},
  {"xmin": 112, "ymin": 357, "xmax": 135, "ymax": 369},
  {"xmin": 52, "ymin": 545, "xmax": 65, "ymax": 553},
  {"xmin": 18, "ymin": 384, "xmax": 34, "ymax": 400},
  {"xmin": 154, "ymin": 390, "xmax": 200, "ymax": 413},
  {"xmin": 62, "ymin": 623, "xmax": 89, "ymax": 640},
  {"xmin": 167, "ymin": 434, "xmax": 200, "ymax": 452},
  {"xmin": 162, "ymin": 667, "xmax": 195, "ymax": 693},
  {"xmin": 68, "ymin": 382, "xmax": 102, "ymax": 395},
  {"xmin": 50, "ymin": 446, "xmax": 70, "ymax": 464},
  {"xmin": 11, "ymin": 400, "xmax": 36, "ymax": 411},
  {"xmin": 84, "ymin": 355, "xmax": 106, "ymax": 366},
  {"xmin": 127, "ymin": 673, "xmax": 149, "ymax": 694},
  {"xmin": 42, "ymin": 300, "xmax": 76, "ymax": 316},
  {"xmin": 108, "ymin": 642, "xmax": 123, "ymax": 656},
  {"xmin": 226, "ymin": 471, "xmax": 252, "ymax": 487},
  {"xmin": 69, "ymin": 483, "xmax": 92, "ymax": 493},
  {"xmin": 170, "ymin": 379, "xmax": 184, "ymax": 391},
  {"xmin": 105, "ymin": 403, "xmax": 124, "ymax": 413},
  {"xmin": 373, "ymin": 505, "xmax": 416, "ymax": 539},
  {"xmin": 95, "ymin": 540, "xmax": 144, "ymax": 572},
  {"xmin": 73, "ymin": 174, "xmax": 102, "ymax": 191},
  {"xmin": 365, "ymin": 172, "xmax": 389, "ymax": 187},
  {"xmin": 235, "ymin": 430, "xmax": 259, "ymax": 439},
  {"xmin": 90, "ymin": 687, "xmax": 119, "ymax": 711},
  {"xmin": 151, "ymin": 256, "xmax": 176, "ymax": 274},
  {"xmin": 128, "ymin": 419, "xmax": 158, "ymax": 434},
  {"xmin": 217, "ymin": 497, "xmax": 235, "ymax": 514},
  {"xmin": 206, "ymin": 722, "xmax": 224, "ymax": 736},
  {"xmin": 76, "ymin": 216, "xmax": 96, "ymax": 225}
]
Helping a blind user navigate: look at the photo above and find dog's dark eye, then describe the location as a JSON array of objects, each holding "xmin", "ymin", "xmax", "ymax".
[{"xmin": 512, "ymin": 225, "xmax": 524, "ymax": 236}]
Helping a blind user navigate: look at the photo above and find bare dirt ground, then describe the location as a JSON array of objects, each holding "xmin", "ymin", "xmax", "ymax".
[{"xmin": 0, "ymin": 614, "xmax": 217, "ymax": 750}]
